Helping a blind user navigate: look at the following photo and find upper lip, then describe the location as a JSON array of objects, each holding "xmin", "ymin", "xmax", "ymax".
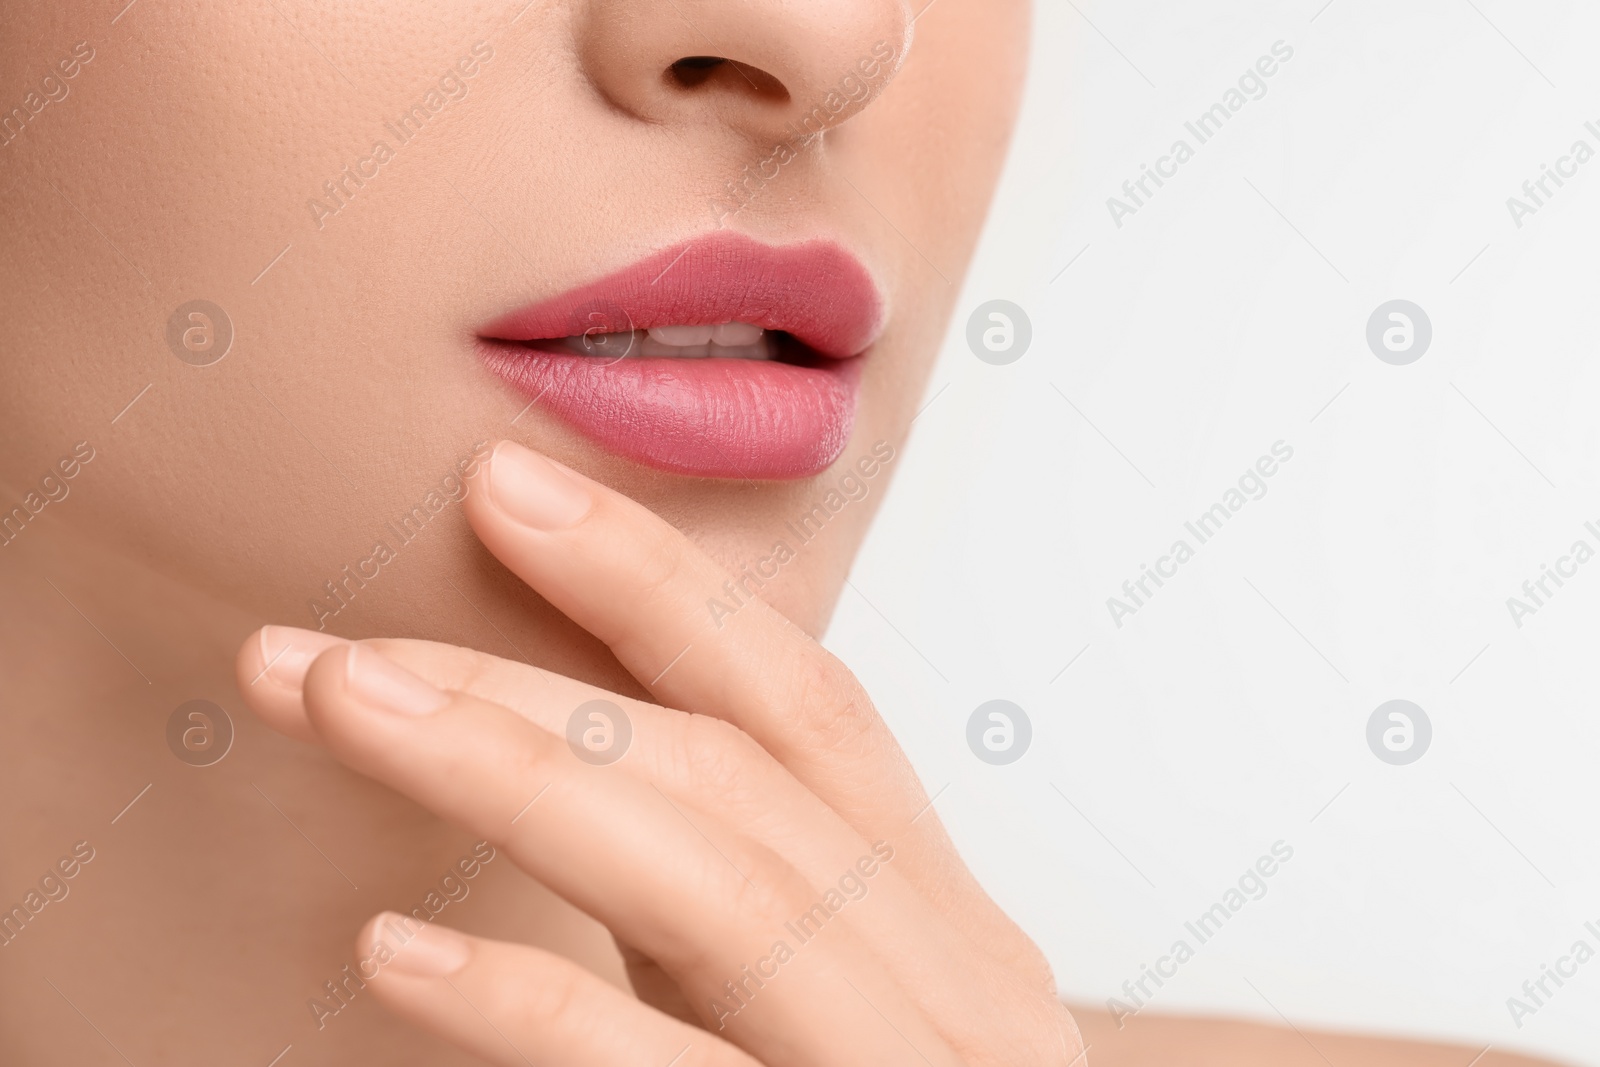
[{"xmin": 477, "ymin": 231, "xmax": 885, "ymax": 360}]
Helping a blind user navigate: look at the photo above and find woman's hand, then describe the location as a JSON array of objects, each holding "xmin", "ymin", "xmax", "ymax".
[{"xmin": 236, "ymin": 439, "xmax": 1083, "ymax": 1067}]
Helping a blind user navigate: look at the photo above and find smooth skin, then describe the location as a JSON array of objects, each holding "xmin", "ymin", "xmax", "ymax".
[
  {"xmin": 237, "ymin": 441, "xmax": 1567, "ymax": 1067},
  {"xmin": 238, "ymin": 439, "xmax": 1080, "ymax": 1065},
  {"xmin": 0, "ymin": 0, "xmax": 1572, "ymax": 1062}
]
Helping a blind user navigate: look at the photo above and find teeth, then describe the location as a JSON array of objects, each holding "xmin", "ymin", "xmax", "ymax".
[
  {"xmin": 646, "ymin": 322, "xmax": 766, "ymax": 349},
  {"xmin": 562, "ymin": 322, "xmax": 773, "ymax": 360},
  {"xmin": 710, "ymin": 322, "xmax": 764, "ymax": 346},
  {"xmin": 648, "ymin": 324, "xmax": 715, "ymax": 347}
]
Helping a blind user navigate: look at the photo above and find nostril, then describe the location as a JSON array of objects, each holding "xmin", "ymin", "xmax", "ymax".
[
  {"xmin": 666, "ymin": 56, "xmax": 788, "ymax": 102},
  {"xmin": 669, "ymin": 56, "xmax": 726, "ymax": 88}
]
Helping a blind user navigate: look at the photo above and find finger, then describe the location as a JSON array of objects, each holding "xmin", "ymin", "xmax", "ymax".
[
  {"xmin": 233, "ymin": 625, "xmax": 348, "ymax": 743},
  {"xmin": 353, "ymin": 913, "xmax": 759, "ymax": 1067},
  {"xmin": 462, "ymin": 442, "xmax": 1045, "ymax": 975},
  {"xmin": 355, "ymin": 634, "xmax": 1055, "ymax": 991},
  {"xmin": 239, "ymin": 626, "xmax": 1054, "ymax": 995},
  {"xmin": 463, "ymin": 441, "xmax": 925, "ymax": 848},
  {"xmin": 303, "ymin": 643, "xmax": 963, "ymax": 1067},
  {"xmin": 240, "ymin": 628, "xmax": 838, "ymax": 859},
  {"xmin": 244, "ymin": 628, "xmax": 870, "ymax": 893}
]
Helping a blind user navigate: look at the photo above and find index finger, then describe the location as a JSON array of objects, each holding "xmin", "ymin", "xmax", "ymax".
[
  {"xmin": 464, "ymin": 439, "xmax": 925, "ymax": 841},
  {"xmin": 464, "ymin": 443, "xmax": 1051, "ymax": 985}
]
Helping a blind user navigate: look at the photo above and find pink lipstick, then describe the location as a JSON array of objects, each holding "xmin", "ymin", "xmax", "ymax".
[{"xmin": 476, "ymin": 232, "xmax": 884, "ymax": 480}]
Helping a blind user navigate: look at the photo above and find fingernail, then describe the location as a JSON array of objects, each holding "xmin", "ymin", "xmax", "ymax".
[
  {"xmin": 377, "ymin": 913, "xmax": 472, "ymax": 977},
  {"xmin": 343, "ymin": 645, "xmax": 449, "ymax": 716},
  {"xmin": 488, "ymin": 440, "xmax": 591, "ymax": 531},
  {"xmin": 255, "ymin": 626, "xmax": 346, "ymax": 689}
]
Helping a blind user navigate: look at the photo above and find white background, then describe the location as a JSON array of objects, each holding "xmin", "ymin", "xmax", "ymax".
[{"xmin": 829, "ymin": 1, "xmax": 1600, "ymax": 1063}]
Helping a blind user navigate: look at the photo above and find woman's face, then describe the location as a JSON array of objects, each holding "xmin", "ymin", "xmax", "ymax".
[{"xmin": 0, "ymin": 0, "xmax": 1027, "ymax": 668}]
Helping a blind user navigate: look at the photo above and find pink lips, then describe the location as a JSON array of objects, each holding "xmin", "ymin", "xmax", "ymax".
[{"xmin": 476, "ymin": 232, "xmax": 884, "ymax": 480}]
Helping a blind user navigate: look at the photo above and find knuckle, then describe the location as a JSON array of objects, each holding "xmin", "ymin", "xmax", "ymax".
[
  {"xmin": 723, "ymin": 854, "xmax": 816, "ymax": 931},
  {"xmin": 660, "ymin": 842, "xmax": 811, "ymax": 975},
  {"xmin": 702, "ymin": 839, "xmax": 811, "ymax": 929},
  {"xmin": 674, "ymin": 715, "xmax": 771, "ymax": 800},
  {"xmin": 615, "ymin": 523, "xmax": 690, "ymax": 611},
  {"xmin": 784, "ymin": 650, "xmax": 880, "ymax": 751}
]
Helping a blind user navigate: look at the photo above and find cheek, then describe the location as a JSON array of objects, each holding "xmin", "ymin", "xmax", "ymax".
[{"xmin": 1, "ymin": 4, "xmax": 531, "ymax": 631}]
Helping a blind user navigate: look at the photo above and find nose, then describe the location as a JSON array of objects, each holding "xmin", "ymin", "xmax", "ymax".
[{"xmin": 576, "ymin": 0, "xmax": 913, "ymax": 143}]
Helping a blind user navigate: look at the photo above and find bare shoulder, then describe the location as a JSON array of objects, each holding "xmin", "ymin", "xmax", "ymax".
[{"xmin": 1067, "ymin": 1004, "xmax": 1572, "ymax": 1067}]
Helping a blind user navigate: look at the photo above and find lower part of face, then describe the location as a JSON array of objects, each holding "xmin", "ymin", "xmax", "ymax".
[{"xmin": 0, "ymin": 0, "xmax": 1028, "ymax": 664}]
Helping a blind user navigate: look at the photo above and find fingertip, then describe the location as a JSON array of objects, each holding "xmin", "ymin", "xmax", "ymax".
[
  {"xmin": 357, "ymin": 911, "xmax": 473, "ymax": 983},
  {"xmin": 249, "ymin": 625, "xmax": 349, "ymax": 690},
  {"xmin": 235, "ymin": 626, "xmax": 348, "ymax": 744},
  {"xmin": 300, "ymin": 640, "xmax": 357, "ymax": 729},
  {"xmin": 478, "ymin": 439, "xmax": 593, "ymax": 533},
  {"xmin": 355, "ymin": 911, "xmax": 393, "ymax": 958}
]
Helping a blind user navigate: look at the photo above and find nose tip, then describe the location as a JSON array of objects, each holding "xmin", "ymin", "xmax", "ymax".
[{"xmin": 578, "ymin": 0, "xmax": 913, "ymax": 143}]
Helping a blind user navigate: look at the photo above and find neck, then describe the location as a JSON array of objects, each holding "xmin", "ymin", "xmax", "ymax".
[{"xmin": 0, "ymin": 522, "xmax": 622, "ymax": 1065}]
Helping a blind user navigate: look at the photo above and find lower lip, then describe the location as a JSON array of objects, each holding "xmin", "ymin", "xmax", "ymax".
[{"xmin": 478, "ymin": 343, "xmax": 861, "ymax": 480}]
